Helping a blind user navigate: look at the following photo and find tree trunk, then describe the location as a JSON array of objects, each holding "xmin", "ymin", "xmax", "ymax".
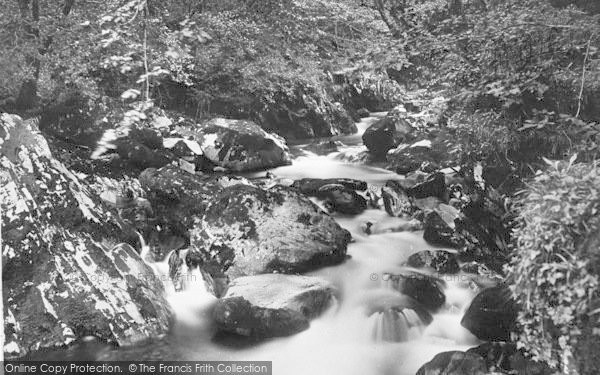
[
  {"xmin": 15, "ymin": 0, "xmax": 40, "ymax": 110},
  {"xmin": 15, "ymin": 0, "xmax": 75, "ymax": 110},
  {"xmin": 373, "ymin": 0, "xmax": 403, "ymax": 38}
]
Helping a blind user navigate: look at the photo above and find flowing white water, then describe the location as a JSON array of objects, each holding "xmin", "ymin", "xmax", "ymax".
[
  {"xmin": 146, "ymin": 115, "xmax": 479, "ymax": 374},
  {"xmin": 52, "ymin": 115, "xmax": 481, "ymax": 373}
]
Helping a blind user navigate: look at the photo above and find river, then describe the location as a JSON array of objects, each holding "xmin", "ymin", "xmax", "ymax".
[{"xmin": 33, "ymin": 115, "xmax": 481, "ymax": 375}]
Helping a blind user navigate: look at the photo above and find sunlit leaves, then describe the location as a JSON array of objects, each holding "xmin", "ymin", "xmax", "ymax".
[{"xmin": 121, "ymin": 89, "xmax": 141, "ymax": 100}]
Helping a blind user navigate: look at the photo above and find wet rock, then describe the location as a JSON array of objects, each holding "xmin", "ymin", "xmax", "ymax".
[
  {"xmin": 361, "ymin": 221, "xmax": 374, "ymax": 235},
  {"xmin": 416, "ymin": 351, "xmax": 487, "ymax": 375},
  {"xmin": 388, "ymin": 132, "xmax": 453, "ymax": 175},
  {"xmin": 1, "ymin": 114, "xmax": 172, "ymax": 358},
  {"xmin": 384, "ymin": 272, "xmax": 446, "ymax": 311},
  {"xmin": 303, "ymin": 140, "xmax": 344, "ymax": 155},
  {"xmin": 190, "ymin": 184, "xmax": 351, "ymax": 280},
  {"xmin": 176, "ymin": 118, "xmax": 291, "ymax": 171},
  {"xmin": 406, "ymin": 250, "xmax": 460, "ymax": 274},
  {"xmin": 163, "ymin": 138, "xmax": 203, "ymax": 158},
  {"xmin": 333, "ymin": 148, "xmax": 372, "ymax": 164},
  {"xmin": 381, "ymin": 180, "xmax": 412, "ymax": 217},
  {"xmin": 315, "ymin": 184, "xmax": 367, "ymax": 215},
  {"xmin": 364, "ymin": 218, "xmax": 423, "ymax": 234},
  {"xmin": 394, "ymin": 161, "xmax": 423, "ymax": 176},
  {"xmin": 401, "ymin": 275, "xmax": 446, "ymax": 312},
  {"xmin": 388, "ymin": 142, "xmax": 435, "ymax": 175},
  {"xmin": 436, "ymin": 203, "xmax": 460, "ymax": 227},
  {"xmin": 459, "ymin": 262, "xmax": 503, "ymax": 289},
  {"xmin": 461, "ymin": 285, "xmax": 518, "ymax": 341},
  {"xmin": 259, "ymin": 92, "xmax": 357, "ymax": 139},
  {"xmin": 357, "ymin": 108, "xmax": 370, "ymax": 118},
  {"xmin": 213, "ymin": 274, "xmax": 335, "ymax": 338},
  {"xmin": 406, "ymin": 172, "xmax": 447, "ymax": 200},
  {"xmin": 292, "ymin": 178, "xmax": 368, "ymax": 215},
  {"xmin": 423, "ymin": 211, "xmax": 463, "ymax": 248},
  {"xmin": 139, "ymin": 165, "xmax": 224, "ymax": 234},
  {"xmin": 362, "ymin": 116, "xmax": 412, "ymax": 159},
  {"xmin": 292, "ymin": 178, "xmax": 368, "ymax": 194}
]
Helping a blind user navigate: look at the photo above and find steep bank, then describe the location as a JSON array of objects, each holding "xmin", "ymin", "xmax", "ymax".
[{"xmin": 1, "ymin": 114, "xmax": 173, "ymax": 357}]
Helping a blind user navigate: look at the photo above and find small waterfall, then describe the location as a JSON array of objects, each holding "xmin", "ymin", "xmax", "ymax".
[
  {"xmin": 135, "ymin": 232, "xmax": 216, "ymax": 315},
  {"xmin": 136, "ymin": 231, "xmax": 151, "ymax": 262},
  {"xmin": 368, "ymin": 308, "xmax": 424, "ymax": 342}
]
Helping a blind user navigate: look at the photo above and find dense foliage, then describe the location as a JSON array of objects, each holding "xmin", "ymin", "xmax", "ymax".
[
  {"xmin": 375, "ymin": 0, "xmax": 600, "ymax": 169},
  {"xmin": 0, "ymin": 0, "xmax": 401, "ymax": 138},
  {"xmin": 508, "ymin": 160, "xmax": 600, "ymax": 373}
]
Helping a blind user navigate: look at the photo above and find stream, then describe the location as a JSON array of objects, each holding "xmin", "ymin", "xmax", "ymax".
[{"xmin": 35, "ymin": 115, "xmax": 481, "ymax": 374}]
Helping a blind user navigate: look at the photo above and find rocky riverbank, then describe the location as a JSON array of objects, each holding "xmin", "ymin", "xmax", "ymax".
[
  {"xmin": 2, "ymin": 111, "xmax": 356, "ymax": 356},
  {"xmin": 0, "ymin": 94, "xmax": 571, "ymax": 374}
]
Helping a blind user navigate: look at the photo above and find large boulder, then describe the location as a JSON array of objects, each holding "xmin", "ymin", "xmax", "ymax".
[
  {"xmin": 416, "ymin": 351, "xmax": 488, "ymax": 375},
  {"xmin": 139, "ymin": 165, "xmax": 225, "ymax": 233},
  {"xmin": 138, "ymin": 167, "xmax": 257, "ymax": 263},
  {"xmin": 461, "ymin": 285, "xmax": 518, "ymax": 341},
  {"xmin": 190, "ymin": 184, "xmax": 351, "ymax": 280},
  {"xmin": 362, "ymin": 116, "xmax": 412, "ymax": 159},
  {"xmin": 213, "ymin": 274, "xmax": 336, "ymax": 338},
  {"xmin": 1, "ymin": 114, "xmax": 173, "ymax": 358},
  {"xmin": 176, "ymin": 118, "xmax": 291, "ymax": 171},
  {"xmin": 258, "ymin": 91, "xmax": 357, "ymax": 139}
]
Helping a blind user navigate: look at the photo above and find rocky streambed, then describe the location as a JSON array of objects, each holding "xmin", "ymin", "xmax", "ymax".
[{"xmin": 2, "ymin": 111, "xmax": 539, "ymax": 374}]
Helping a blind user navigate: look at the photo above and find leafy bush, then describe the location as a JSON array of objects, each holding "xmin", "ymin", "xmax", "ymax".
[{"xmin": 508, "ymin": 160, "xmax": 600, "ymax": 372}]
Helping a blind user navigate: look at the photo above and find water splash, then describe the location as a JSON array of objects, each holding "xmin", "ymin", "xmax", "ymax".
[{"xmin": 368, "ymin": 307, "xmax": 424, "ymax": 342}]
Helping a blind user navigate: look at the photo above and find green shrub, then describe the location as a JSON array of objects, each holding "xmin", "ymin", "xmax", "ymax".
[{"xmin": 508, "ymin": 160, "xmax": 600, "ymax": 372}]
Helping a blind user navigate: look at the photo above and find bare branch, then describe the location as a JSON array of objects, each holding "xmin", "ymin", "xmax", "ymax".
[{"xmin": 576, "ymin": 35, "xmax": 593, "ymax": 119}]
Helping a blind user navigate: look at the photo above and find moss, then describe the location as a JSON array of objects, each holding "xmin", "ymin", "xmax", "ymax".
[{"xmin": 55, "ymin": 297, "xmax": 111, "ymax": 339}]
